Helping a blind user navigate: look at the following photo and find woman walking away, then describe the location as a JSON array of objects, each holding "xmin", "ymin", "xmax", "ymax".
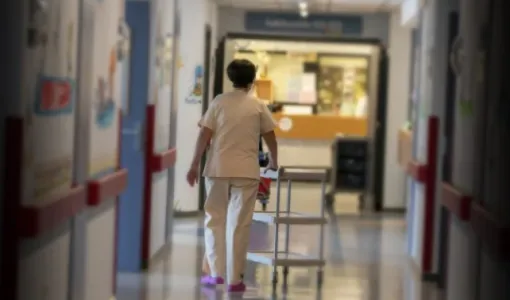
[{"xmin": 186, "ymin": 59, "xmax": 279, "ymax": 293}]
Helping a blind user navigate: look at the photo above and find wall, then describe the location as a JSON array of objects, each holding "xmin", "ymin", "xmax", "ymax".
[
  {"xmin": 217, "ymin": 7, "xmax": 390, "ymax": 45},
  {"xmin": 148, "ymin": 0, "xmax": 175, "ymax": 260},
  {"xmin": 80, "ymin": 0, "xmax": 125, "ymax": 298},
  {"xmin": 16, "ymin": 0, "xmax": 81, "ymax": 299},
  {"xmin": 406, "ymin": 0, "xmax": 451, "ymax": 275},
  {"xmin": 173, "ymin": 0, "xmax": 217, "ymax": 213},
  {"xmin": 383, "ymin": 11, "xmax": 411, "ymax": 209}
]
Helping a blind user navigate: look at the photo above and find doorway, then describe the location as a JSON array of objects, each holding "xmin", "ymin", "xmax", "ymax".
[
  {"xmin": 372, "ymin": 49, "xmax": 389, "ymax": 211},
  {"xmin": 198, "ymin": 25, "xmax": 212, "ymax": 211},
  {"xmin": 117, "ymin": 0, "xmax": 150, "ymax": 272}
]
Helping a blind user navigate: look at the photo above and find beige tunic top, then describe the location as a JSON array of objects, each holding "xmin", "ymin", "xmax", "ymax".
[{"xmin": 199, "ymin": 90, "xmax": 276, "ymax": 180}]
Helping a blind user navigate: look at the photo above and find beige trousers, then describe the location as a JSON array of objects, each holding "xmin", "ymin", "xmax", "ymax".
[{"xmin": 202, "ymin": 177, "xmax": 258, "ymax": 284}]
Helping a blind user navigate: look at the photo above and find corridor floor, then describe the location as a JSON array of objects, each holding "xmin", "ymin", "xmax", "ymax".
[{"xmin": 116, "ymin": 183, "xmax": 444, "ymax": 300}]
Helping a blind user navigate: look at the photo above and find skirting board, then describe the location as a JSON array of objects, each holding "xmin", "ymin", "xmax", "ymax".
[{"xmin": 408, "ymin": 256, "xmax": 440, "ymax": 282}]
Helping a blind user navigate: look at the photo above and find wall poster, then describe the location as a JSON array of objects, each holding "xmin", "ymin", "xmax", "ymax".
[
  {"xmin": 86, "ymin": 0, "xmax": 125, "ymax": 177},
  {"xmin": 22, "ymin": 0, "xmax": 80, "ymax": 205}
]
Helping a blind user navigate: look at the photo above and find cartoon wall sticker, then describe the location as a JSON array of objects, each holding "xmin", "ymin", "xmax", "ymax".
[
  {"xmin": 192, "ymin": 65, "xmax": 203, "ymax": 96},
  {"xmin": 94, "ymin": 75, "xmax": 115, "ymax": 128},
  {"xmin": 94, "ymin": 17, "xmax": 127, "ymax": 129},
  {"xmin": 185, "ymin": 65, "xmax": 204, "ymax": 104}
]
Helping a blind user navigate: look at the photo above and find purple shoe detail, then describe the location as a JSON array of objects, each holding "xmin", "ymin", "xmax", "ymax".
[
  {"xmin": 227, "ymin": 282, "xmax": 246, "ymax": 293},
  {"xmin": 200, "ymin": 275, "xmax": 224, "ymax": 286}
]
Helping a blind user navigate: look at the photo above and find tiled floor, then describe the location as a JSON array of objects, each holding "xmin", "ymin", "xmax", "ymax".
[{"xmin": 117, "ymin": 183, "xmax": 444, "ymax": 300}]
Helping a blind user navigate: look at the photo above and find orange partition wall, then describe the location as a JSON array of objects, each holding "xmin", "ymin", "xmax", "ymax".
[{"xmin": 272, "ymin": 113, "xmax": 368, "ymax": 140}]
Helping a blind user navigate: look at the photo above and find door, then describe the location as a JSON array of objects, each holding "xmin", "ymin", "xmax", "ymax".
[
  {"xmin": 198, "ymin": 25, "xmax": 212, "ymax": 210},
  {"xmin": 117, "ymin": 1, "xmax": 150, "ymax": 272},
  {"xmin": 372, "ymin": 48, "xmax": 389, "ymax": 211},
  {"xmin": 437, "ymin": 11, "xmax": 459, "ymax": 289},
  {"xmin": 213, "ymin": 38, "xmax": 226, "ymax": 97}
]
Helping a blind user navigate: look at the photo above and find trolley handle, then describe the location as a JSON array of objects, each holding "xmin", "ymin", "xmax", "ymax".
[
  {"xmin": 260, "ymin": 166, "xmax": 330, "ymax": 181},
  {"xmin": 260, "ymin": 168, "xmax": 282, "ymax": 180}
]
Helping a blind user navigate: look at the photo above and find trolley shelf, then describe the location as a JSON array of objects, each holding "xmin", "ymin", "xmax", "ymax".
[
  {"xmin": 254, "ymin": 166, "xmax": 328, "ymax": 287},
  {"xmin": 247, "ymin": 251, "xmax": 326, "ymax": 267},
  {"xmin": 252, "ymin": 211, "xmax": 327, "ymax": 225}
]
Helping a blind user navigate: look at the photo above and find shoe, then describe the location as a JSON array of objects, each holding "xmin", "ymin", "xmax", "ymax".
[
  {"xmin": 227, "ymin": 282, "xmax": 246, "ymax": 293},
  {"xmin": 200, "ymin": 275, "xmax": 224, "ymax": 286}
]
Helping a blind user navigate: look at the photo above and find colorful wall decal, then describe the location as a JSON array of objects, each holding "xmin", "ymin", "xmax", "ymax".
[
  {"xmin": 185, "ymin": 65, "xmax": 203, "ymax": 104},
  {"xmin": 86, "ymin": 0, "xmax": 124, "ymax": 177},
  {"xmin": 33, "ymin": 75, "xmax": 75, "ymax": 115},
  {"xmin": 94, "ymin": 76, "xmax": 116, "ymax": 129}
]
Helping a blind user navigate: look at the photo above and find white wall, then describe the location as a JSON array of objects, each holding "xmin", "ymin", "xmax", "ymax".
[
  {"xmin": 149, "ymin": 0, "xmax": 175, "ymax": 258},
  {"xmin": 173, "ymin": 0, "xmax": 216, "ymax": 212},
  {"xmin": 383, "ymin": 11, "xmax": 411, "ymax": 209}
]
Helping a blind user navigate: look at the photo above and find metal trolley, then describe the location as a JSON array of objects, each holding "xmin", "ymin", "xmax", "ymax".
[{"xmin": 247, "ymin": 167, "xmax": 329, "ymax": 289}]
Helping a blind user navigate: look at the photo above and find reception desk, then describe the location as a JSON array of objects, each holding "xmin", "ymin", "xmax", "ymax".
[
  {"xmin": 268, "ymin": 114, "xmax": 368, "ymax": 168},
  {"xmin": 272, "ymin": 113, "xmax": 368, "ymax": 140}
]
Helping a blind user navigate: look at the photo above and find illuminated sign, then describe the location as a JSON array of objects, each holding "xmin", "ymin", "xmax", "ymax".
[
  {"xmin": 34, "ymin": 76, "xmax": 75, "ymax": 115},
  {"xmin": 245, "ymin": 12, "xmax": 363, "ymax": 36}
]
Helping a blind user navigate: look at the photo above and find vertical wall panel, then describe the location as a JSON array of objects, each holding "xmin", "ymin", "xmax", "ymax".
[
  {"xmin": 445, "ymin": 0, "xmax": 485, "ymax": 298},
  {"xmin": 173, "ymin": 0, "xmax": 208, "ymax": 212},
  {"xmin": 17, "ymin": 0, "xmax": 81, "ymax": 298},
  {"xmin": 148, "ymin": 0, "xmax": 175, "ymax": 259},
  {"xmin": 84, "ymin": 204, "xmax": 116, "ymax": 300},
  {"xmin": 80, "ymin": 0, "xmax": 125, "ymax": 297}
]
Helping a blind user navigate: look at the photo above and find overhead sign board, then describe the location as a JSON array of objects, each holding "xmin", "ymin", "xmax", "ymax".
[{"xmin": 245, "ymin": 11, "xmax": 363, "ymax": 36}]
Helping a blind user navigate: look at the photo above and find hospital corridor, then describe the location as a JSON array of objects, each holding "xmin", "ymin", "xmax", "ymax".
[
  {"xmin": 2, "ymin": 0, "xmax": 510, "ymax": 300},
  {"xmin": 116, "ymin": 185, "xmax": 440, "ymax": 300}
]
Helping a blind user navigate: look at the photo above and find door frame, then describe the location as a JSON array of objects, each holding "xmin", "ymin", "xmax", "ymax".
[
  {"xmin": 198, "ymin": 24, "xmax": 212, "ymax": 211},
  {"xmin": 372, "ymin": 48, "xmax": 389, "ymax": 211},
  {"xmin": 436, "ymin": 11, "xmax": 459, "ymax": 289},
  {"xmin": 165, "ymin": 2, "xmax": 180, "ymax": 241},
  {"xmin": 117, "ymin": 0, "xmax": 150, "ymax": 272}
]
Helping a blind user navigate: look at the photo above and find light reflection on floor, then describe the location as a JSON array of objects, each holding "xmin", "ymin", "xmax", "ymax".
[{"xmin": 116, "ymin": 183, "xmax": 444, "ymax": 300}]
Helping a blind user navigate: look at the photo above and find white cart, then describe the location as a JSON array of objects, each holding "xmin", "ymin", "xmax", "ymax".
[{"xmin": 248, "ymin": 167, "xmax": 328, "ymax": 288}]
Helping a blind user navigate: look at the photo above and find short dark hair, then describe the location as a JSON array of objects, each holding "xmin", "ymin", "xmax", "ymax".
[{"xmin": 226, "ymin": 59, "xmax": 256, "ymax": 88}]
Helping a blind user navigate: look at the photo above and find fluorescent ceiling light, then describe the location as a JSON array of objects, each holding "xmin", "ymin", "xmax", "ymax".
[{"xmin": 298, "ymin": 1, "xmax": 308, "ymax": 9}]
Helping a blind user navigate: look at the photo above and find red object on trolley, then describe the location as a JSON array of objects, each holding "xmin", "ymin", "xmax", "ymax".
[{"xmin": 258, "ymin": 177, "xmax": 272, "ymax": 199}]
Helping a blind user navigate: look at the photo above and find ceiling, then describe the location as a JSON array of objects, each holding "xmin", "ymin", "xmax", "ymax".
[{"xmin": 215, "ymin": 0, "xmax": 403, "ymax": 13}]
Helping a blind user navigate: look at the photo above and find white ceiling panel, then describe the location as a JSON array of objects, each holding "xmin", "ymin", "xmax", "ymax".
[{"xmin": 215, "ymin": 0, "xmax": 404, "ymax": 12}]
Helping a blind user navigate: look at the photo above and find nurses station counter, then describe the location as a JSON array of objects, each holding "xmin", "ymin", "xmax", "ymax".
[
  {"xmin": 213, "ymin": 33, "xmax": 388, "ymax": 169},
  {"xmin": 272, "ymin": 113, "xmax": 367, "ymax": 139}
]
